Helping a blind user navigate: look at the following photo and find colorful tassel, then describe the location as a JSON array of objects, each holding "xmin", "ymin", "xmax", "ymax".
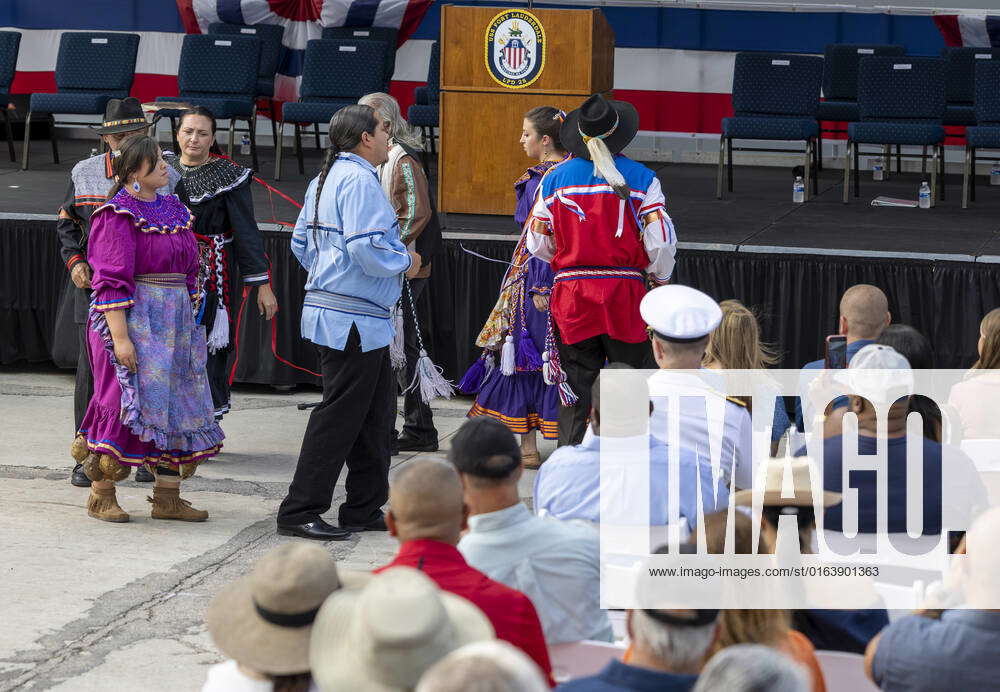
[
  {"xmin": 389, "ymin": 305, "xmax": 405, "ymax": 370},
  {"xmin": 407, "ymin": 349, "xmax": 455, "ymax": 403},
  {"xmin": 458, "ymin": 351, "xmax": 490, "ymax": 394},
  {"xmin": 542, "ymin": 350, "xmax": 555, "ymax": 386},
  {"xmin": 207, "ymin": 302, "xmax": 229, "ymax": 354},
  {"xmin": 500, "ymin": 334, "xmax": 516, "ymax": 376},
  {"xmin": 542, "ymin": 312, "xmax": 577, "ymax": 406},
  {"xmin": 515, "ymin": 327, "xmax": 543, "ymax": 371}
]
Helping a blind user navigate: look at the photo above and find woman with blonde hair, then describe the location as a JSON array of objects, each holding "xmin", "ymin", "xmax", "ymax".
[
  {"xmin": 703, "ymin": 299, "xmax": 789, "ymax": 455},
  {"xmin": 947, "ymin": 307, "xmax": 1000, "ymax": 439},
  {"xmin": 702, "ymin": 511, "xmax": 827, "ymax": 692}
]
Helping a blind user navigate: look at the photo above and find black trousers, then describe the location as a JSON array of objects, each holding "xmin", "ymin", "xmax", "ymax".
[
  {"xmin": 74, "ymin": 323, "xmax": 94, "ymax": 431},
  {"xmin": 557, "ymin": 334, "xmax": 654, "ymax": 447},
  {"xmin": 277, "ymin": 325, "xmax": 394, "ymax": 527},
  {"xmin": 396, "ymin": 278, "xmax": 437, "ymax": 444},
  {"xmin": 206, "ymin": 347, "xmax": 231, "ymax": 417}
]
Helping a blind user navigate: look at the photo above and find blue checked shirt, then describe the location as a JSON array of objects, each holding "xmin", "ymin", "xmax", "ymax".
[{"xmin": 291, "ymin": 153, "xmax": 411, "ymax": 352}]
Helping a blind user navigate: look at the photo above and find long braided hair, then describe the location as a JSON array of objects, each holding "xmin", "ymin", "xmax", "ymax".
[{"xmin": 311, "ymin": 104, "xmax": 380, "ymax": 245}]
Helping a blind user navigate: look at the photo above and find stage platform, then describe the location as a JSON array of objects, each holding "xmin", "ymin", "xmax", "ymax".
[{"xmin": 2, "ymin": 138, "xmax": 999, "ymax": 382}]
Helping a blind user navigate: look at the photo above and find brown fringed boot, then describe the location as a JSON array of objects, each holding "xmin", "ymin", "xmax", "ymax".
[
  {"xmin": 148, "ymin": 486, "xmax": 209, "ymax": 522},
  {"xmin": 87, "ymin": 485, "xmax": 130, "ymax": 523}
]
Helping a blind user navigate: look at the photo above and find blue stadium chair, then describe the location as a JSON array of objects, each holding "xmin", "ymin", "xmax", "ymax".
[
  {"xmin": 275, "ymin": 39, "xmax": 386, "ymax": 180},
  {"xmin": 0, "ymin": 31, "xmax": 21, "ymax": 162},
  {"xmin": 718, "ymin": 53, "xmax": 824, "ymax": 200},
  {"xmin": 844, "ymin": 56, "xmax": 947, "ymax": 205},
  {"xmin": 322, "ymin": 26, "xmax": 398, "ymax": 92},
  {"xmin": 156, "ymin": 34, "xmax": 261, "ymax": 171},
  {"xmin": 816, "ymin": 44, "xmax": 905, "ymax": 171},
  {"xmin": 22, "ymin": 31, "xmax": 139, "ymax": 169},
  {"xmin": 963, "ymin": 61, "xmax": 1000, "ymax": 208},
  {"xmin": 407, "ymin": 41, "xmax": 439, "ymax": 166},
  {"xmin": 208, "ymin": 22, "xmax": 285, "ymax": 145},
  {"xmin": 942, "ymin": 47, "xmax": 1000, "ymax": 127}
]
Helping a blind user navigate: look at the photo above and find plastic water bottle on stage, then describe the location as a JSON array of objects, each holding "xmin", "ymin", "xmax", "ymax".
[
  {"xmin": 918, "ymin": 181, "xmax": 931, "ymax": 209},
  {"xmin": 241, "ymin": 135, "xmax": 250, "ymax": 155},
  {"xmin": 991, "ymin": 163, "xmax": 1000, "ymax": 186},
  {"xmin": 793, "ymin": 176, "xmax": 805, "ymax": 203},
  {"xmin": 873, "ymin": 158, "xmax": 884, "ymax": 181}
]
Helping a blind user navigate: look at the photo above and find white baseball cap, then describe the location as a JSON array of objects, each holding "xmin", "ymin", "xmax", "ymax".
[{"xmin": 838, "ymin": 344, "xmax": 914, "ymax": 404}]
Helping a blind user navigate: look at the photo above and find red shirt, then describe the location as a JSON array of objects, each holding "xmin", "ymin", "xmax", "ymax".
[{"xmin": 375, "ymin": 539, "xmax": 554, "ymax": 683}]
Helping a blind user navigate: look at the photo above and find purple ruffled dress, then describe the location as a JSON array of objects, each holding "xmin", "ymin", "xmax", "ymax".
[
  {"xmin": 76, "ymin": 190, "xmax": 224, "ymax": 470},
  {"xmin": 463, "ymin": 162, "xmax": 559, "ymax": 438}
]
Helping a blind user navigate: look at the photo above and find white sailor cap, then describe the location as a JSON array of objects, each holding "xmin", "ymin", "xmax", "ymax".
[{"xmin": 640, "ymin": 284, "xmax": 722, "ymax": 342}]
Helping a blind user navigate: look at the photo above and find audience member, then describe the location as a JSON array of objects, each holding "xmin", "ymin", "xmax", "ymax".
[
  {"xmin": 376, "ymin": 458, "xmax": 554, "ymax": 681},
  {"xmin": 202, "ymin": 543, "xmax": 367, "ymax": 692},
  {"xmin": 557, "ymin": 609, "xmax": 719, "ymax": 691},
  {"xmin": 416, "ymin": 640, "xmax": 549, "ymax": 692},
  {"xmin": 700, "ymin": 512, "xmax": 826, "ymax": 692},
  {"xmin": 309, "ymin": 566, "xmax": 494, "ymax": 691},
  {"xmin": 534, "ymin": 364, "xmax": 729, "ymax": 532},
  {"xmin": 451, "ymin": 416, "xmax": 612, "ymax": 643},
  {"xmin": 733, "ymin": 455, "xmax": 889, "ymax": 655},
  {"xmin": 642, "ymin": 285, "xmax": 755, "ymax": 489},
  {"xmin": 796, "ymin": 284, "xmax": 891, "ymax": 430},
  {"xmin": 948, "ymin": 307, "xmax": 1000, "ymax": 439},
  {"xmin": 703, "ymin": 299, "xmax": 790, "ymax": 455},
  {"xmin": 802, "ymin": 345, "xmax": 986, "ymax": 537},
  {"xmin": 876, "ymin": 323, "xmax": 941, "ymax": 441},
  {"xmin": 692, "ymin": 644, "xmax": 809, "ymax": 692},
  {"xmin": 865, "ymin": 508, "xmax": 1000, "ymax": 691}
]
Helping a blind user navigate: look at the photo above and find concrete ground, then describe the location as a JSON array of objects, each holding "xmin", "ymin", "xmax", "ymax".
[{"xmin": 0, "ymin": 369, "xmax": 554, "ymax": 691}]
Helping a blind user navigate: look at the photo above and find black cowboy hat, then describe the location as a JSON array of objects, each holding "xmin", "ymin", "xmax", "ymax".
[
  {"xmin": 560, "ymin": 94, "xmax": 640, "ymax": 161},
  {"xmin": 92, "ymin": 97, "xmax": 150, "ymax": 135}
]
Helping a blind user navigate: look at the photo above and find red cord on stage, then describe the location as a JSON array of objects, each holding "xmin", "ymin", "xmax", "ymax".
[{"xmin": 228, "ymin": 283, "xmax": 321, "ymax": 386}]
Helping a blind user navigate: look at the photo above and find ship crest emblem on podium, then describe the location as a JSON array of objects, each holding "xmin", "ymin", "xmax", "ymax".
[{"xmin": 485, "ymin": 10, "xmax": 545, "ymax": 89}]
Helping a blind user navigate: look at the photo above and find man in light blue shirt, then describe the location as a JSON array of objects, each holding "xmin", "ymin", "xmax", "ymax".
[
  {"xmin": 535, "ymin": 365, "xmax": 729, "ymax": 532},
  {"xmin": 277, "ymin": 105, "xmax": 419, "ymax": 541},
  {"xmin": 452, "ymin": 416, "xmax": 613, "ymax": 644}
]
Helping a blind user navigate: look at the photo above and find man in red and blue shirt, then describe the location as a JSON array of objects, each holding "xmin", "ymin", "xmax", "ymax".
[{"xmin": 528, "ymin": 94, "xmax": 677, "ymax": 446}]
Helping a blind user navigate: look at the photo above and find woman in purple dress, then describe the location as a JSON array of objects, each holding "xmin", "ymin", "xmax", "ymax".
[
  {"xmin": 70, "ymin": 135, "xmax": 224, "ymax": 523},
  {"xmin": 461, "ymin": 106, "xmax": 567, "ymax": 468}
]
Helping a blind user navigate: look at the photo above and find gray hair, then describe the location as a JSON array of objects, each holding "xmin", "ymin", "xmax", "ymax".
[
  {"xmin": 415, "ymin": 641, "xmax": 548, "ymax": 692},
  {"xmin": 629, "ymin": 610, "xmax": 718, "ymax": 672},
  {"xmin": 358, "ymin": 91, "xmax": 423, "ymax": 151},
  {"xmin": 692, "ymin": 644, "xmax": 810, "ymax": 692}
]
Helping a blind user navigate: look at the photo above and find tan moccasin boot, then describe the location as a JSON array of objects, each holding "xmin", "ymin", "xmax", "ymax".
[
  {"xmin": 148, "ymin": 486, "xmax": 208, "ymax": 522},
  {"xmin": 87, "ymin": 486, "xmax": 130, "ymax": 523}
]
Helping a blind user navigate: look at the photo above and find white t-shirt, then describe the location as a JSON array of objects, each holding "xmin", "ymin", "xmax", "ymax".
[{"xmin": 201, "ymin": 660, "xmax": 319, "ymax": 692}]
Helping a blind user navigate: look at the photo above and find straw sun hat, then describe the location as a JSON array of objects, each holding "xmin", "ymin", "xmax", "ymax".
[
  {"xmin": 309, "ymin": 566, "xmax": 495, "ymax": 691},
  {"xmin": 206, "ymin": 543, "xmax": 369, "ymax": 676},
  {"xmin": 732, "ymin": 457, "xmax": 842, "ymax": 509}
]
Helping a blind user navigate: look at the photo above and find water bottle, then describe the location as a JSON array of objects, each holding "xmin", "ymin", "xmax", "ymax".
[
  {"xmin": 991, "ymin": 163, "xmax": 1000, "ymax": 186},
  {"xmin": 240, "ymin": 134, "xmax": 251, "ymax": 155},
  {"xmin": 793, "ymin": 176, "xmax": 805, "ymax": 204},
  {"xmin": 90, "ymin": 147, "xmax": 98, "ymax": 158},
  {"xmin": 873, "ymin": 158, "xmax": 884, "ymax": 181},
  {"xmin": 918, "ymin": 181, "xmax": 931, "ymax": 209}
]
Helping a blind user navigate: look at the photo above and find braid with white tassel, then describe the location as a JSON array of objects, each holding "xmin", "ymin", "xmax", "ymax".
[
  {"xmin": 401, "ymin": 278, "xmax": 454, "ymax": 403},
  {"xmin": 206, "ymin": 236, "xmax": 229, "ymax": 354}
]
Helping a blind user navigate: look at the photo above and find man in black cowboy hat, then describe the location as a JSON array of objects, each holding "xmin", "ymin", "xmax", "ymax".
[
  {"xmin": 525, "ymin": 93, "xmax": 678, "ymax": 446},
  {"xmin": 58, "ymin": 97, "xmax": 180, "ymax": 486}
]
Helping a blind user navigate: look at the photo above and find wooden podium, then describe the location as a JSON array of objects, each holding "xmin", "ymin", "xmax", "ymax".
[{"xmin": 437, "ymin": 5, "xmax": 614, "ymax": 216}]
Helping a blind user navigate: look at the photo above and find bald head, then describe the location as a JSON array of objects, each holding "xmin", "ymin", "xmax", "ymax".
[
  {"xmin": 839, "ymin": 285, "xmax": 890, "ymax": 340},
  {"xmin": 387, "ymin": 459, "xmax": 467, "ymax": 545}
]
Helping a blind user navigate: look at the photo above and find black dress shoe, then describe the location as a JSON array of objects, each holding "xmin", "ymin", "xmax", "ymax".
[
  {"xmin": 342, "ymin": 515, "xmax": 388, "ymax": 532},
  {"xmin": 396, "ymin": 437, "xmax": 439, "ymax": 453},
  {"xmin": 135, "ymin": 465, "xmax": 155, "ymax": 482},
  {"xmin": 71, "ymin": 464, "xmax": 92, "ymax": 488},
  {"xmin": 276, "ymin": 519, "xmax": 352, "ymax": 541}
]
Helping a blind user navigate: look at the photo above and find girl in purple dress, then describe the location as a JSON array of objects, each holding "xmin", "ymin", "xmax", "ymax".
[
  {"xmin": 461, "ymin": 107, "xmax": 567, "ymax": 468},
  {"xmin": 70, "ymin": 136, "xmax": 224, "ymax": 523}
]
